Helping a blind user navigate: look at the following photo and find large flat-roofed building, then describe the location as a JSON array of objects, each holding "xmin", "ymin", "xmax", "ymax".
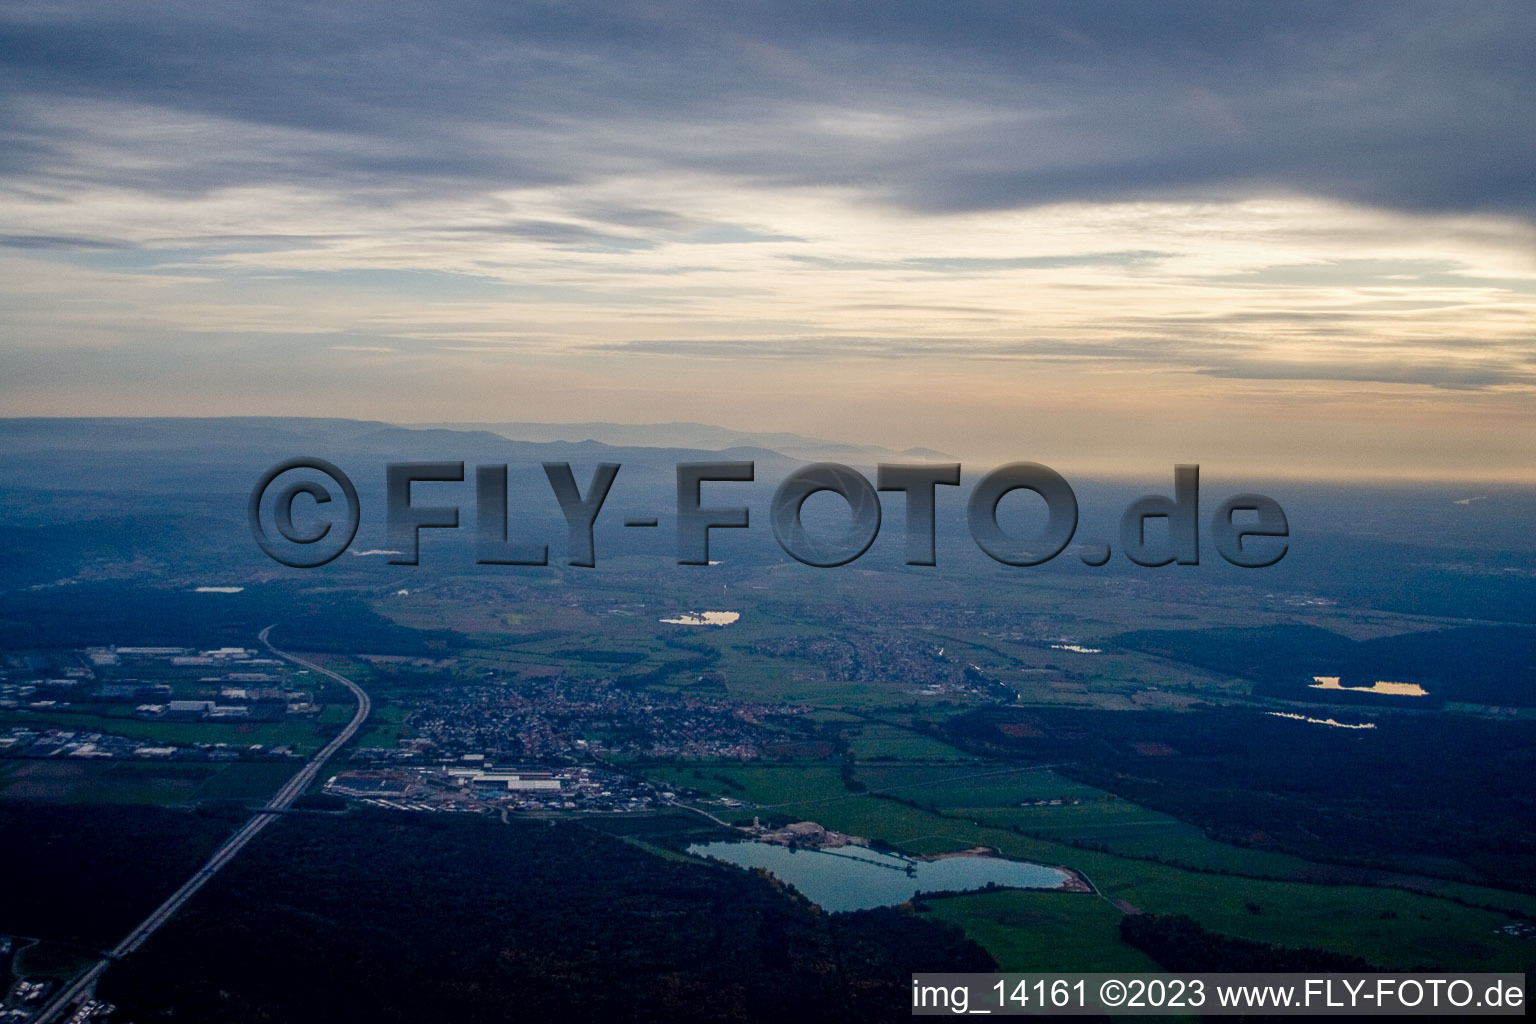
[
  {"xmin": 466, "ymin": 772, "xmax": 563, "ymax": 795},
  {"xmin": 165, "ymin": 699, "xmax": 214, "ymax": 719},
  {"xmin": 481, "ymin": 776, "xmax": 561, "ymax": 791}
]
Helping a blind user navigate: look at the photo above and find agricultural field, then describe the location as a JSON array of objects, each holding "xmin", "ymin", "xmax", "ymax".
[
  {"xmin": 0, "ymin": 708, "xmax": 336, "ymax": 755},
  {"xmin": 920, "ymin": 891, "xmax": 1162, "ymax": 972},
  {"xmin": 0, "ymin": 760, "xmax": 295, "ymax": 805},
  {"xmin": 840, "ymin": 722, "xmax": 978, "ymax": 761},
  {"xmin": 646, "ymin": 760, "xmax": 1536, "ymax": 972}
]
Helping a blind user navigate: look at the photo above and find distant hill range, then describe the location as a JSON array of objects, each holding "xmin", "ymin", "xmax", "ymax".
[
  {"xmin": 0, "ymin": 416, "xmax": 808, "ymax": 494},
  {"xmin": 0, "ymin": 418, "xmax": 951, "ymax": 494},
  {"xmin": 2, "ymin": 417, "xmax": 1533, "ymax": 629},
  {"xmin": 409, "ymin": 420, "xmax": 953, "ymax": 463}
]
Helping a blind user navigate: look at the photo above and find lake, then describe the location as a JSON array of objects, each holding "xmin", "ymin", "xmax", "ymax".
[
  {"xmin": 686, "ymin": 840, "xmax": 1070, "ymax": 912},
  {"xmin": 660, "ymin": 611, "xmax": 740, "ymax": 626},
  {"xmin": 1309, "ymin": 675, "xmax": 1427, "ymax": 697},
  {"xmin": 1267, "ymin": 710, "xmax": 1376, "ymax": 730}
]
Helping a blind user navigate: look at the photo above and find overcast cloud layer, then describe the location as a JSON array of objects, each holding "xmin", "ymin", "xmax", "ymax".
[
  {"xmin": 4, "ymin": 0, "xmax": 1533, "ymax": 216},
  {"xmin": 0, "ymin": 1, "xmax": 1533, "ymax": 478}
]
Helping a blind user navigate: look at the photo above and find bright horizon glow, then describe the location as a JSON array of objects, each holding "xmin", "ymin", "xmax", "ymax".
[{"xmin": 1, "ymin": 3, "xmax": 1532, "ymax": 482}]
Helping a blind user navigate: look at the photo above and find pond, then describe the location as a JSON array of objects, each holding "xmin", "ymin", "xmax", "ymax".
[
  {"xmin": 1309, "ymin": 675, "xmax": 1427, "ymax": 697},
  {"xmin": 1266, "ymin": 711, "xmax": 1376, "ymax": 730},
  {"xmin": 660, "ymin": 611, "xmax": 740, "ymax": 626},
  {"xmin": 686, "ymin": 840, "xmax": 1071, "ymax": 912}
]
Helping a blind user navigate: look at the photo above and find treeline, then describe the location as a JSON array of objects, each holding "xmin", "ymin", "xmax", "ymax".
[
  {"xmin": 946, "ymin": 706, "xmax": 1536, "ymax": 891},
  {"xmin": 0, "ymin": 581, "xmax": 464, "ymax": 656},
  {"xmin": 1120, "ymin": 914, "xmax": 1380, "ymax": 972},
  {"xmin": 830, "ymin": 906, "xmax": 993, "ymax": 1022},
  {"xmin": 100, "ymin": 808, "xmax": 993, "ymax": 1023},
  {"xmin": 1115, "ymin": 622, "xmax": 1536, "ymax": 707},
  {"xmin": 554, "ymin": 648, "xmax": 648, "ymax": 664},
  {"xmin": 616, "ymin": 641, "xmax": 721, "ymax": 690},
  {"xmin": 858, "ymin": 759, "xmax": 1534, "ymax": 920},
  {"xmin": 0, "ymin": 803, "xmax": 239, "ymax": 949}
]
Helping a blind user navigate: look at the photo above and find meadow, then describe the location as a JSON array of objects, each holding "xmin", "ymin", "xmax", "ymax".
[{"xmin": 644, "ymin": 760, "xmax": 1536, "ymax": 972}]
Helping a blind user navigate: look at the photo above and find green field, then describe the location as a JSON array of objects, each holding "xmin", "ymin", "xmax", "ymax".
[
  {"xmin": 717, "ymin": 652, "xmax": 932, "ymax": 708},
  {"xmin": 1, "ymin": 708, "xmax": 336, "ymax": 754},
  {"xmin": 922, "ymin": 891, "xmax": 1163, "ymax": 972},
  {"xmin": 0, "ymin": 760, "xmax": 295, "ymax": 805},
  {"xmin": 951, "ymin": 802, "xmax": 1325, "ymax": 878},
  {"xmin": 354, "ymin": 704, "xmax": 410, "ymax": 748},
  {"xmin": 648, "ymin": 762, "xmax": 848, "ymax": 810},
  {"xmin": 851, "ymin": 762, "xmax": 1102, "ymax": 806},
  {"xmin": 647, "ymin": 761, "xmax": 1536, "ymax": 972},
  {"xmin": 841, "ymin": 721, "xmax": 978, "ymax": 760}
]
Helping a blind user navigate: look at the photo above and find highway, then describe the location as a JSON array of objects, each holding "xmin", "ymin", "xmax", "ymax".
[{"xmin": 33, "ymin": 627, "xmax": 371, "ymax": 1023}]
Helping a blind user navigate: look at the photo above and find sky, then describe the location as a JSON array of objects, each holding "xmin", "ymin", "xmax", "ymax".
[{"xmin": 1, "ymin": 0, "xmax": 1533, "ymax": 480}]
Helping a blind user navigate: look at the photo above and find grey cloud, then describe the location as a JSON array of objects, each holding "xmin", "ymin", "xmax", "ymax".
[
  {"xmin": 595, "ymin": 331, "xmax": 1533, "ymax": 390},
  {"xmin": 1193, "ymin": 361, "xmax": 1530, "ymax": 390},
  {"xmin": 0, "ymin": 1, "xmax": 1530, "ymax": 219},
  {"xmin": 442, "ymin": 220, "xmax": 656, "ymax": 252},
  {"xmin": 0, "ymin": 233, "xmax": 128, "ymax": 250},
  {"xmin": 1199, "ymin": 259, "xmax": 1536, "ymax": 291},
  {"xmin": 783, "ymin": 251, "xmax": 1170, "ymax": 273}
]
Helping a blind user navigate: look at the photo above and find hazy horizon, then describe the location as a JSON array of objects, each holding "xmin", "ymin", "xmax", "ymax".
[
  {"xmin": 2, "ymin": 2, "xmax": 1532, "ymax": 481},
  {"xmin": 5, "ymin": 412, "xmax": 1535, "ymax": 487}
]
